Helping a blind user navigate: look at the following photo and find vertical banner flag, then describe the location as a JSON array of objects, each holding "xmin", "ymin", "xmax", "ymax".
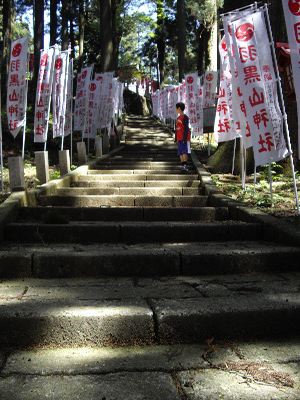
[
  {"xmin": 185, "ymin": 73, "xmax": 203, "ymax": 135},
  {"xmin": 34, "ymin": 47, "xmax": 56, "ymax": 143},
  {"xmin": 83, "ymin": 79, "xmax": 101, "ymax": 139},
  {"xmin": 223, "ymin": 10, "xmax": 253, "ymax": 148},
  {"xmin": 282, "ymin": 0, "xmax": 300, "ymax": 157},
  {"xmin": 74, "ymin": 66, "xmax": 93, "ymax": 131},
  {"xmin": 214, "ymin": 36, "xmax": 238, "ymax": 143},
  {"xmin": 64, "ymin": 59, "xmax": 73, "ymax": 137},
  {"xmin": 231, "ymin": 11, "xmax": 288, "ymax": 166},
  {"xmin": 203, "ymin": 71, "xmax": 218, "ymax": 108},
  {"xmin": 52, "ymin": 50, "xmax": 69, "ymax": 138},
  {"xmin": 7, "ymin": 37, "xmax": 28, "ymax": 138}
]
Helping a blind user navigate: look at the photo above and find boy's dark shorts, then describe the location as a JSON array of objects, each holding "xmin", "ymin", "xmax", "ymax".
[{"xmin": 177, "ymin": 140, "xmax": 188, "ymax": 155}]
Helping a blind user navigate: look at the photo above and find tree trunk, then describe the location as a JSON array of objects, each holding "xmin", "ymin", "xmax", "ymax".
[
  {"xmin": 99, "ymin": 0, "xmax": 114, "ymax": 72},
  {"xmin": 33, "ymin": 0, "xmax": 44, "ymax": 101},
  {"xmin": 156, "ymin": 0, "xmax": 165, "ymax": 86},
  {"xmin": 176, "ymin": 0, "xmax": 186, "ymax": 82},
  {"xmin": 61, "ymin": 0, "xmax": 70, "ymax": 50},
  {"xmin": 111, "ymin": 0, "xmax": 121, "ymax": 72},
  {"xmin": 78, "ymin": 0, "xmax": 85, "ymax": 70},
  {"xmin": 69, "ymin": 0, "xmax": 75, "ymax": 59},
  {"xmin": 50, "ymin": 0, "xmax": 57, "ymax": 46}
]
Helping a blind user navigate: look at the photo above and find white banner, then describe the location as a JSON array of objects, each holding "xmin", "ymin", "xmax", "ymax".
[
  {"xmin": 184, "ymin": 73, "xmax": 203, "ymax": 135},
  {"xmin": 64, "ymin": 59, "xmax": 73, "ymax": 137},
  {"xmin": 214, "ymin": 36, "xmax": 238, "ymax": 143},
  {"xmin": 52, "ymin": 51, "xmax": 69, "ymax": 138},
  {"xmin": 282, "ymin": 0, "xmax": 300, "ymax": 158},
  {"xmin": 74, "ymin": 66, "xmax": 93, "ymax": 131},
  {"xmin": 83, "ymin": 80, "xmax": 101, "ymax": 139},
  {"xmin": 232, "ymin": 11, "xmax": 288, "ymax": 166},
  {"xmin": 7, "ymin": 37, "xmax": 28, "ymax": 138},
  {"xmin": 203, "ymin": 71, "xmax": 218, "ymax": 108},
  {"xmin": 34, "ymin": 47, "xmax": 56, "ymax": 143}
]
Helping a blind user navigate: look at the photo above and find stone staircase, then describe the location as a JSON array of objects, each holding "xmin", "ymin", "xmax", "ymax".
[{"xmin": 0, "ymin": 116, "xmax": 299, "ymax": 398}]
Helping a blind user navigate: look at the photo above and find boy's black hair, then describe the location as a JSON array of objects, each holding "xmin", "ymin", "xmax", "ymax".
[{"xmin": 176, "ymin": 102, "xmax": 185, "ymax": 111}]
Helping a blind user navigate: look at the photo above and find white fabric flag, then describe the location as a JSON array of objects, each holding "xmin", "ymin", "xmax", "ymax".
[
  {"xmin": 203, "ymin": 71, "xmax": 218, "ymax": 108},
  {"xmin": 74, "ymin": 66, "xmax": 93, "ymax": 131},
  {"xmin": 282, "ymin": 0, "xmax": 300, "ymax": 158},
  {"xmin": 214, "ymin": 36, "xmax": 238, "ymax": 143},
  {"xmin": 64, "ymin": 59, "xmax": 73, "ymax": 137},
  {"xmin": 184, "ymin": 73, "xmax": 203, "ymax": 135},
  {"xmin": 7, "ymin": 37, "xmax": 28, "ymax": 138},
  {"xmin": 34, "ymin": 47, "xmax": 56, "ymax": 143},
  {"xmin": 52, "ymin": 51, "xmax": 69, "ymax": 138},
  {"xmin": 222, "ymin": 8, "xmax": 257, "ymax": 148},
  {"xmin": 83, "ymin": 80, "xmax": 101, "ymax": 139},
  {"xmin": 231, "ymin": 11, "xmax": 288, "ymax": 166}
]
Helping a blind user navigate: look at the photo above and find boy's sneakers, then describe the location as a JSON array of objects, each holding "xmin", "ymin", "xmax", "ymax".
[{"xmin": 180, "ymin": 164, "xmax": 189, "ymax": 173}]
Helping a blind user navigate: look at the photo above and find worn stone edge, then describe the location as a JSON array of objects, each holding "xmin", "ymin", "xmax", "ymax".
[{"xmin": 191, "ymin": 150, "xmax": 300, "ymax": 247}]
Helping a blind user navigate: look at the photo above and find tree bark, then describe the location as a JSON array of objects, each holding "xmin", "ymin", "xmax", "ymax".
[
  {"xmin": 78, "ymin": 0, "xmax": 85, "ymax": 70},
  {"xmin": 33, "ymin": 0, "xmax": 44, "ymax": 101},
  {"xmin": 99, "ymin": 0, "xmax": 114, "ymax": 72},
  {"xmin": 50, "ymin": 0, "xmax": 57, "ymax": 46},
  {"xmin": 156, "ymin": 0, "xmax": 165, "ymax": 86},
  {"xmin": 176, "ymin": 0, "xmax": 186, "ymax": 82},
  {"xmin": 69, "ymin": 0, "xmax": 76, "ymax": 59},
  {"xmin": 61, "ymin": 0, "xmax": 70, "ymax": 50}
]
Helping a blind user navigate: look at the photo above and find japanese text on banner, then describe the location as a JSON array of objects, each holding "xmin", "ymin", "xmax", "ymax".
[{"xmin": 7, "ymin": 37, "xmax": 28, "ymax": 138}]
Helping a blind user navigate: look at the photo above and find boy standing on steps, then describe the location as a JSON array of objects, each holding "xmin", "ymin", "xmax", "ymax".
[{"xmin": 176, "ymin": 102, "xmax": 191, "ymax": 172}]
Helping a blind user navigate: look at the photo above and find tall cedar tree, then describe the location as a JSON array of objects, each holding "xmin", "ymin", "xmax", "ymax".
[
  {"xmin": 50, "ymin": 0, "xmax": 57, "ymax": 46},
  {"xmin": 61, "ymin": 0, "xmax": 70, "ymax": 50},
  {"xmin": 177, "ymin": 0, "xmax": 186, "ymax": 82},
  {"xmin": 100, "ymin": 0, "xmax": 114, "ymax": 72},
  {"xmin": 156, "ymin": 0, "xmax": 165, "ymax": 85}
]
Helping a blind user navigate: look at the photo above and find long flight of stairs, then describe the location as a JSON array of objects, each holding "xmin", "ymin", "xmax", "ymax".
[{"xmin": 0, "ymin": 116, "xmax": 299, "ymax": 398}]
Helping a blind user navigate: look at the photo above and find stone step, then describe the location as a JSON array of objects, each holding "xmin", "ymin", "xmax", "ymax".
[
  {"xmin": 5, "ymin": 221, "xmax": 262, "ymax": 244},
  {"xmin": 2, "ymin": 340, "xmax": 299, "ymax": 399},
  {"xmin": 56, "ymin": 187, "xmax": 201, "ymax": 196},
  {"xmin": 73, "ymin": 180, "xmax": 202, "ymax": 188},
  {"xmin": 95, "ymin": 161, "xmax": 185, "ymax": 167},
  {"xmin": 17, "ymin": 206, "xmax": 229, "ymax": 222},
  {"xmin": 1, "ymin": 241, "xmax": 299, "ymax": 279},
  {"xmin": 0, "ymin": 274, "xmax": 299, "ymax": 347},
  {"xmin": 38, "ymin": 195, "xmax": 208, "ymax": 207},
  {"xmin": 76, "ymin": 174, "xmax": 199, "ymax": 181},
  {"xmin": 87, "ymin": 169, "xmax": 196, "ymax": 175}
]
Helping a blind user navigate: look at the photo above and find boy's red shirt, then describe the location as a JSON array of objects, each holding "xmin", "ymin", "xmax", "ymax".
[{"xmin": 176, "ymin": 114, "xmax": 191, "ymax": 141}]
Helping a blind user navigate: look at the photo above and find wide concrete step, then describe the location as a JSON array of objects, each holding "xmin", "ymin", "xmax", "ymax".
[
  {"xmin": 17, "ymin": 206, "xmax": 229, "ymax": 222},
  {"xmin": 1, "ymin": 241, "xmax": 299, "ymax": 279},
  {"xmin": 56, "ymin": 187, "xmax": 202, "ymax": 196},
  {"xmin": 0, "ymin": 274, "xmax": 299, "ymax": 347},
  {"xmin": 95, "ymin": 161, "xmax": 186, "ymax": 168},
  {"xmin": 5, "ymin": 221, "xmax": 262, "ymax": 244},
  {"xmin": 76, "ymin": 174, "xmax": 199, "ymax": 181},
  {"xmin": 1, "ymin": 340, "xmax": 300, "ymax": 399},
  {"xmin": 73, "ymin": 180, "xmax": 202, "ymax": 188},
  {"xmin": 38, "ymin": 195, "xmax": 208, "ymax": 207},
  {"xmin": 87, "ymin": 169, "xmax": 196, "ymax": 175}
]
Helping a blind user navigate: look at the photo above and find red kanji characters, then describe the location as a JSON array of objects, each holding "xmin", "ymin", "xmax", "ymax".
[
  {"xmin": 36, "ymin": 124, "xmax": 45, "ymax": 135},
  {"xmin": 217, "ymin": 101, "xmax": 228, "ymax": 115},
  {"xmin": 249, "ymin": 88, "xmax": 265, "ymax": 107},
  {"xmin": 10, "ymin": 60, "xmax": 21, "ymax": 72},
  {"xmin": 258, "ymin": 132, "xmax": 274, "ymax": 152},
  {"xmin": 240, "ymin": 101, "xmax": 247, "ymax": 117},
  {"xmin": 9, "ymin": 90, "xmax": 19, "ymax": 102},
  {"xmin": 253, "ymin": 109, "xmax": 269, "ymax": 129},
  {"xmin": 8, "ymin": 105, "xmax": 18, "ymax": 117},
  {"xmin": 9, "ymin": 74, "xmax": 20, "ymax": 87},
  {"xmin": 9, "ymin": 120, "xmax": 18, "ymax": 130},
  {"xmin": 294, "ymin": 22, "xmax": 300, "ymax": 43},
  {"xmin": 238, "ymin": 45, "xmax": 257, "ymax": 63},
  {"xmin": 243, "ymin": 66, "xmax": 261, "ymax": 84},
  {"xmin": 218, "ymin": 119, "xmax": 231, "ymax": 133}
]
